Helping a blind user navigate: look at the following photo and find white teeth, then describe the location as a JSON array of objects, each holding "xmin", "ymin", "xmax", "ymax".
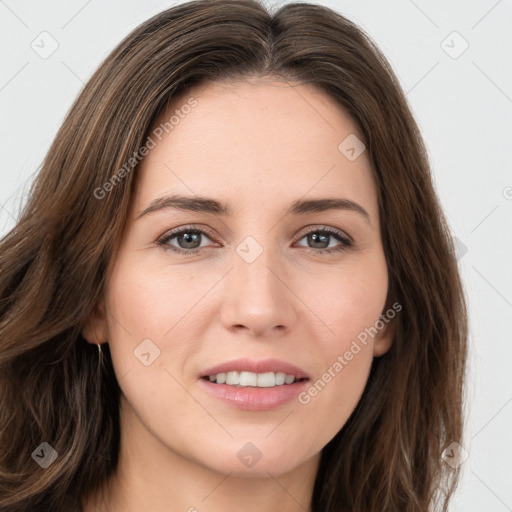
[
  {"xmin": 284, "ymin": 374, "xmax": 295, "ymax": 384},
  {"xmin": 275, "ymin": 372, "xmax": 286, "ymax": 385},
  {"xmin": 257, "ymin": 372, "xmax": 275, "ymax": 387},
  {"xmin": 239, "ymin": 371, "xmax": 257, "ymax": 386},
  {"xmin": 207, "ymin": 370, "xmax": 301, "ymax": 387},
  {"xmin": 226, "ymin": 371, "xmax": 239, "ymax": 385}
]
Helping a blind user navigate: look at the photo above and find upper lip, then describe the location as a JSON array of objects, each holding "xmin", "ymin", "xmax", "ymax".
[{"xmin": 200, "ymin": 358, "xmax": 310, "ymax": 380}]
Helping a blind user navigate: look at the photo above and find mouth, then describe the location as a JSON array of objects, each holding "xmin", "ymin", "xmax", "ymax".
[
  {"xmin": 197, "ymin": 358, "xmax": 311, "ymax": 410},
  {"xmin": 198, "ymin": 374, "xmax": 310, "ymax": 411}
]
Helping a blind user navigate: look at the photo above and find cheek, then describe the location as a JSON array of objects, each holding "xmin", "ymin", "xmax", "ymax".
[
  {"xmin": 298, "ymin": 351, "xmax": 373, "ymax": 448},
  {"xmin": 312, "ymin": 255, "xmax": 388, "ymax": 344},
  {"xmin": 297, "ymin": 257, "xmax": 387, "ymax": 427},
  {"xmin": 106, "ymin": 256, "xmax": 207, "ymax": 341},
  {"xmin": 104, "ymin": 255, "xmax": 219, "ymax": 397},
  {"xmin": 103, "ymin": 259, "xmax": 204, "ymax": 433}
]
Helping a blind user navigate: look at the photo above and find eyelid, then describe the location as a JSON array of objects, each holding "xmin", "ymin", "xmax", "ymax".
[
  {"xmin": 294, "ymin": 224, "xmax": 353, "ymax": 244},
  {"xmin": 155, "ymin": 224, "xmax": 219, "ymax": 247}
]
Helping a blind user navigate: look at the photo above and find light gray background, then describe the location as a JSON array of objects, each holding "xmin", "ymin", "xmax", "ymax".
[{"xmin": 1, "ymin": 1, "xmax": 511, "ymax": 510}]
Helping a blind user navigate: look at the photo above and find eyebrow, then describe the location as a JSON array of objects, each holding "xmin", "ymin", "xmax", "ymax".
[{"xmin": 136, "ymin": 194, "xmax": 371, "ymax": 224}]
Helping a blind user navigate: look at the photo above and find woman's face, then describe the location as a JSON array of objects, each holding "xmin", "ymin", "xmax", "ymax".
[{"xmin": 87, "ymin": 79, "xmax": 393, "ymax": 478}]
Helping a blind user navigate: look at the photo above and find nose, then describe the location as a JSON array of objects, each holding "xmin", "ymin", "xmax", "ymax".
[{"xmin": 219, "ymin": 240, "xmax": 299, "ymax": 338}]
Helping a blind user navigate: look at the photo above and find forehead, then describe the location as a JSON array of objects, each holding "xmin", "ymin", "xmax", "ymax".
[{"xmin": 133, "ymin": 79, "xmax": 377, "ymax": 220}]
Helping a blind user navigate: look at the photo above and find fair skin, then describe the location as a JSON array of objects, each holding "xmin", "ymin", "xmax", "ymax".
[{"xmin": 82, "ymin": 78, "xmax": 393, "ymax": 512}]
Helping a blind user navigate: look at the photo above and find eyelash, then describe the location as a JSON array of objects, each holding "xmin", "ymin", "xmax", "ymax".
[{"xmin": 155, "ymin": 224, "xmax": 353, "ymax": 256}]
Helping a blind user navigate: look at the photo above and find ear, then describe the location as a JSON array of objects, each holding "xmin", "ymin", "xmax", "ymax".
[
  {"xmin": 372, "ymin": 314, "xmax": 396, "ymax": 357},
  {"xmin": 82, "ymin": 297, "xmax": 108, "ymax": 345}
]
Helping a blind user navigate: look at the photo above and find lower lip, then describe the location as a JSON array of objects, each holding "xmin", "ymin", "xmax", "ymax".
[{"xmin": 198, "ymin": 377, "xmax": 310, "ymax": 411}]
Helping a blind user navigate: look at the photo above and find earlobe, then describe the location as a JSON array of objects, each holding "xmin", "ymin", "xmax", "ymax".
[
  {"xmin": 81, "ymin": 299, "xmax": 108, "ymax": 345},
  {"xmin": 373, "ymin": 318, "xmax": 396, "ymax": 357}
]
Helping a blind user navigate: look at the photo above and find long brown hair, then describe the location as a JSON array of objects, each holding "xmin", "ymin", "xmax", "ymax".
[{"xmin": 0, "ymin": 1, "xmax": 468, "ymax": 510}]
